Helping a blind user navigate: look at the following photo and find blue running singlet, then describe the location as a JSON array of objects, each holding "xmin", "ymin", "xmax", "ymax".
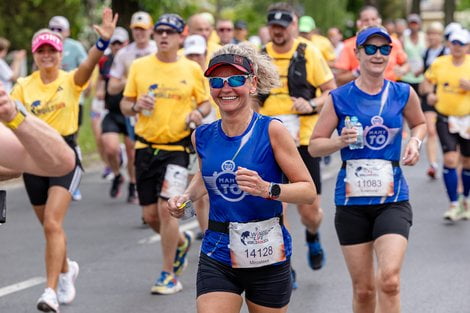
[
  {"xmin": 195, "ymin": 112, "xmax": 292, "ymax": 265},
  {"xmin": 330, "ymin": 80, "xmax": 411, "ymax": 206}
]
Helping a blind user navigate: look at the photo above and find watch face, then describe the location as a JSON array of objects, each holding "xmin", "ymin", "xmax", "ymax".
[{"xmin": 271, "ymin": 183, "xmax": 281, "ymax": 197}]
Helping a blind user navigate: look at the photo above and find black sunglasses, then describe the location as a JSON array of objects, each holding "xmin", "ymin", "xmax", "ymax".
[
  {"xmin": 360, "ymin": 44, "xmax": 392, "ymax": 56},
  {"xmin": 50, "ymin": 27, "xmax": 63, "ymax": 33},
  {"xmin": 154, "ymin": 28, "xmax": 179, "ymax": 35}
]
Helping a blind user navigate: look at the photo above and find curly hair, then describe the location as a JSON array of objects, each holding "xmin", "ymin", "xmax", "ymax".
[{"xmin": 210, "ymin": 43, "xmax": 280, "ymax": 95}]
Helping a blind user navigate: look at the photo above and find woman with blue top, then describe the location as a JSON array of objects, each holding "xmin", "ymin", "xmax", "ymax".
[
  {"xmin": 309, "ymin": 26, "xmax": 426, "ymax": 313},
  {"xmin": 168, "ymin": 43, "xmax": 316, "ymax": 313}
]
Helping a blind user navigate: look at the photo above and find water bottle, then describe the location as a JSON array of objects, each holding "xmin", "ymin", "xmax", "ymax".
[
  {"xmin": 178, "ymin": 200, "xmax": 195, "ymax": 220},
  {"xmin": 349, "ymin": 116, "xmax": 364, "ymax": 149},
  {"xmin": 143, "ymin": 84, "xmax": 158, "ymax": 116}
]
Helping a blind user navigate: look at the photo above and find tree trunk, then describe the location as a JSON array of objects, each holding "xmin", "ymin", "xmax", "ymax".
[
  {"xmin": 111, "ymin": 0, "xmax": 141, "ymax": 28},
  {"xmin": 443, "ymin": 0, "xmax": 456, "ymax": 25},
  {"xmin": 410, "ymin": 0, "xmax": 420, "ymax": 14}
]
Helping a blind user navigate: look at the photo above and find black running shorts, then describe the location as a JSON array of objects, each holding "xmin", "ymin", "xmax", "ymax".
[
  {"xmin": 197, "ymin": 253, "xmax": 292, "ymax": 308},
  {"xmin": 298, "ymin": 145, "xmax": 321, "ymax": 194},
  {"xmin": 335, "ymin": 200, "xmax": 413, "ymax": 245}
]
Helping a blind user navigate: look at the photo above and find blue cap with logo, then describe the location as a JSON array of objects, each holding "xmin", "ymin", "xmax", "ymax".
[
  {"xmin": 356, "ymin": 27, "xmax": 392, "ymax": 47},
  {"xmin": 154, "ymin": 13, "xmax": 185, "ymax": 33}
]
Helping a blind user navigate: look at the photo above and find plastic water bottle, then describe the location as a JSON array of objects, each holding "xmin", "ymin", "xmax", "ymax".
[
  {"xmin": 178, "ymin": 200, "xmax": 195, "ymax": 220},
  {"xmin": 349, "ymin": 116, "xmax": 364, "ymax": 149},
  {"xmin": 143, "ymin": 84, "xmax": 158, "ymax": 116}
]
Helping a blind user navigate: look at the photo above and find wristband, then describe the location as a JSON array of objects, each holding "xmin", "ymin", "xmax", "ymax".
[
  {"xmin": 131, "ymin": 103, "xmax": 139, "ymax": 113},
  {"xmin": 4, "ymin": 109, "xmax": 26, "ymax": 130},
  {"xmin": 410, "ymin": 136, "xmax": 422, "ymax": 149},
  {"xmin": 96, "ymin": 38, "xmax": 110, "ymax": 51},
  {"xmin": 196, "ymin": 107, "xmax": 207, "ymax": 118}
]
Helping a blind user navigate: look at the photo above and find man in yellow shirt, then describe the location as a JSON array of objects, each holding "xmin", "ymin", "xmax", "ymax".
[
  {"xmin": 423, "ymin": 28, "xmax": 470, "ymax": 221},
  {"xmin": 121, "ymin": 13, "xmax": 211, "ymax": 295},
  {"xmin": 261, "ymin": 2, "xmax": 336, "ymax": 283},
  {"xmin": 298, "ymin": 15, "xmax": 336, "ymax": 67}
]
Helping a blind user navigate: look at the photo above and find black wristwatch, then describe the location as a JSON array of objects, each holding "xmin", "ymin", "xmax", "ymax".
[{"xmin": 268, "ymin": 183, "xmax": 281, "ymax": 200}]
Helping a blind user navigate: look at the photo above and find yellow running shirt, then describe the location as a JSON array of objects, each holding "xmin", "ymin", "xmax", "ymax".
[
  {"xmin": 124, "ymin": 54, "xmax": 210, "ymax": 151},
  {"xmin": 11, "ymin": 70, "xmax": 87, "ymax": 136},
  {"xmin": 260, "ymin": 39, "xmax": 333, "ymax": 145},
  {"xmin": 425, "ymin": 55, "xmax": 470, "ymax": 116}
]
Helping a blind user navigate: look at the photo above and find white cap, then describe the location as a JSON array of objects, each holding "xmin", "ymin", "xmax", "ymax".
[
  {"xmin": 444, "ymin": 22, "xmax": 462, "ymax": 37},
  {"xmin": 110, "ymin": 27, "xmax": 129, "ymax": 43},
  {"xmin": 449, "ymin": 28, "xmax": 469, "ymax": 45},
  {"xmin": 48, "ymin": 16, "xmax": 70, "ymax": 30},
  {"xmin": 130, "ymin": 11, "xmax": 153, "ymax": 29},
  {"xmin": 184, "ymin": 35, "xmax": 206, "ymax": 55}
]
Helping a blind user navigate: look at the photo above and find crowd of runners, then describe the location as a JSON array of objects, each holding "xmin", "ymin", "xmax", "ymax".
[{"xmin": 0, "ymin": 2, "xmax": 469, "ymax": 313}]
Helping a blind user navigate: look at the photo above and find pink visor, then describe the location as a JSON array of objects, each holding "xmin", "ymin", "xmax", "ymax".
[{"xmin": 32, "ymin": 32, "xmax": 63, "ymax": 53}]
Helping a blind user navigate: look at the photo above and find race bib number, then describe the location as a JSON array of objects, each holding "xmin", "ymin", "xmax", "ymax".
[
  {"xmin": 345, "ymin": 159, "xmax": 394, "ymax": 197},
  {"xmin": 160, "ymin": 164, "xmax": 188, "ymax": 198},
  {"xmin": 448, "ymin": 115, "xmax": 470, "ymax": 140},
  {"xmin": 229, "ymin": 217, "xmax": 286, "ymax": 268}
]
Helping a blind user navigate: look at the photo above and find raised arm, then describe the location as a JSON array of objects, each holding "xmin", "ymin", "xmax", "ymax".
[
  {"xmin": 74, "ymin": 8, "xmax": 117, "ymax": 87},
  {"xmin": 0, "ymin": 86, "xmax": 75, "ymax": 176}
]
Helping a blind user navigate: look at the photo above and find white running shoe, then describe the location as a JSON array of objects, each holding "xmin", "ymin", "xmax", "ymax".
[
  {"xmin": 57, "ymin": 259, "xmax": 79, "ymax": 304},
  {"xmin": 443, "ymin": 204, "xmax": 464, "ymax": 222},
  {"xmin": 37, "ymin": 288, "xmax": 59, "ymax": 312}
]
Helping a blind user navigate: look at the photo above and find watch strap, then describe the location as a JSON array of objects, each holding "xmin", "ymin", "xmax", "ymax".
[{"xmin": 4, "ymin": 108, "xmax": 26, "ymax": 130}]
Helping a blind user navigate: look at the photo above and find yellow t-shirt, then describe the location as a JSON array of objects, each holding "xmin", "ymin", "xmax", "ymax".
[
  {"xmin": 124, "ymin": 55, "xmax": 210, "ymax": 151},
  {"xmin": 260, "ymin": 39, "xmax": 333, "ymax": 145},
  {"xmin": 311, "ymin": 34, "xmax": 336, "ymax": 63},
  {"xmin": 425, "ymin": 55, "xmax": 470, "ymax": 116},
  {"xmin": 11, "ymin": 70, "xmax": 87, "ymax": 136}
]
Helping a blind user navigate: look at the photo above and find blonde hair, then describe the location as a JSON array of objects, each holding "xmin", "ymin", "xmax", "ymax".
[
  {"xmin": 426, "ymin": 22, "xmax": 444, "ymax": 34},
  {"xmin": 211, "ymin": 43, "xmax": 280, "ymax": 94},
  {"xmin": 0, "ymin": 37, "xmax": 10, "ymax": 52}
]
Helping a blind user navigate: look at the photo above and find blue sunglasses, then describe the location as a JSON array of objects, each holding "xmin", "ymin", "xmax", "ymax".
[
  {"xmin": 360, "ymin": 44, "xmax": 392, "ymax": 56},
  {"xmin": 208, "ymin": 75, "xmax": 250, "ymax": 89}
]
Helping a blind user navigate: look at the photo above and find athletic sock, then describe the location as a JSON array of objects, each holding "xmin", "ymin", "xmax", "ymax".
[
  {"xmin": 443, "ymin": 167, "xmax": 458, "ymax": 202},
  {"xmin": 461, "ymin": 169, "xmax": 470, "ymax": 198}
]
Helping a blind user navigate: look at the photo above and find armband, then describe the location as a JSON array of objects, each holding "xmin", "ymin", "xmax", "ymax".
[{"xmin": 96, "ymin": 38, "xmax": 110, "ymax": 51}]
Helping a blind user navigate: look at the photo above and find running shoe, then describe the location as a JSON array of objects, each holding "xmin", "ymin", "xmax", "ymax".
[
  {"xmin": 173, "ymin": 230, "xmax": 194, "ymax": 276},
  {"xmin": 426, "ymin": 164, "xmax": 438, "ymax": 179},
  {"xmin": 37, "ymin": 288, "xmax": 59, "ymax": 312},
  {"xmin": 102, "ymin": 166, "xmax": 114, "ymax": 180},
  {"xmin": 443, "ymin": 204, "xmax": 464, "ymax": 222},
  {"xmin": 291, "ymin": 267, "xmax": 298, "ymax": 290},
  {"xmin": 307, "ymin": 234, "xmax": 326, "ymax": 270},
  {"xmin": 57, "ymin": 259, "xmax": 79, "ymax": 304},
  {"xmin": 71, "ymin": 189, "xmax": 82, "ymax": 201},
  {"xmin": 151, "ymin": 271, "xmax": 183, "ymax": 295},
  {"xmin": 127, "ymin": 183, "xmax": 138, "ymax": 204},
  {"xmin": 461, "ymin": 198, "xmax": 470, "ymax": 220},
  {"xmin": 110, "ymin": 174, "xmax": 124, "ymax": 198}
]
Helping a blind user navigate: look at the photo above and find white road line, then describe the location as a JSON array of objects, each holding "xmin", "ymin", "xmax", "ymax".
[
  {"xmin": 0, "ymin": 277, "xmax": 45, "ymax": 298},
  {"xmin": 138, "ymin": 220, "xmax": 199, "ymax": 245}
]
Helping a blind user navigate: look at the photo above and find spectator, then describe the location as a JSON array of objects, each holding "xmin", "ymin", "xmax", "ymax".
[{"xmin": 0, "ymin": 38, "xmax": 26, "ymax": 93}]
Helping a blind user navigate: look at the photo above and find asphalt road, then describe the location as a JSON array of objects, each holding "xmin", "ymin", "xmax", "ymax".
[{"xmin": 1, "ymin": 152, "xmax": 469, "ymax": 313}]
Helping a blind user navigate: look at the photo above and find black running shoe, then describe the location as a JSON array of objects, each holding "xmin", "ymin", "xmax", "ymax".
[{"xmin": 110, "ymin": 174, "xmax": 124, "ymax": 198}]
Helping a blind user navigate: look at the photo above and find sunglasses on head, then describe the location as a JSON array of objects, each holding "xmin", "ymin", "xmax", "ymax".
[
  {"xmin": 50, "ymin": 27, "xmax": 63, "ymax": 33},
  {"xmin": 360, "ymin": 44, "xmax": 392, "ymax": 56},
  {"xmin": 154, "ymin": 28, "xmax": 179, "ymax": 35},
  {"xmin": 208, "ymin": 75, "xmax": 250, "ymax": 89}
]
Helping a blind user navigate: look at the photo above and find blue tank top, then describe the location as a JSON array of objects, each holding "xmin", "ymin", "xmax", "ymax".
[
  {"xmin": 331, "ymin": 80, "xmax": 411, "ymax": 205},
  {"xmin": 195, "ymin": 112, "xmax": 292, "ymax": 265}
]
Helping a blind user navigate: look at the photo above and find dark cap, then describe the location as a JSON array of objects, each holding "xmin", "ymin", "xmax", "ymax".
[
  {"xmin": 154, "ymin": 13, "xmax": 185, "ymax": 33},
  {"xmin": 267, "ymin": 10, "xmax": 293, "ymax": 28},
  {"xmin": 204, "ymin": 54, "xmax": 254, "ymax": 76},
  {"xmin": 356, "ymin": 27, "xmax": 392, "ymax": 47},
  {"xmin": 234, "ymin": 20, "xmax": 247, "ymax": 30}
]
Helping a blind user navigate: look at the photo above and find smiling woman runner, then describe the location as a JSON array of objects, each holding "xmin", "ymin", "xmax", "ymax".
[
  {"xmin": 309, "ymin": 26, "xmax": 426, "ymax": 313},
  {"xmin": 168, "ymin": 43, "xmax": 316, "ymax": 313},
  {"xmin": 10, "ymin": 8, "xmax": 117, "ymax": 313}
]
